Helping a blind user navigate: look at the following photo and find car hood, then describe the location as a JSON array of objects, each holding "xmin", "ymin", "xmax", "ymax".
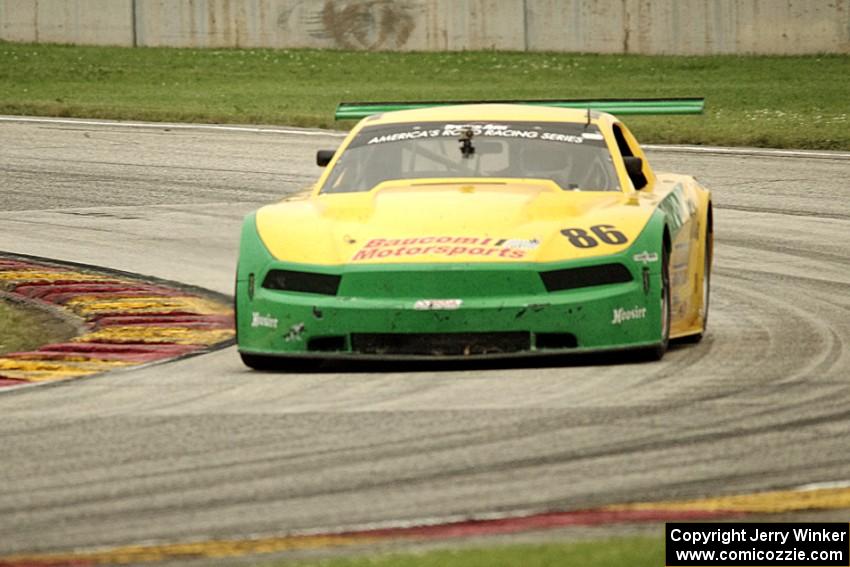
[{"xmin": 255, "ymin": 182, "xmax": 660, "ymax": 266}]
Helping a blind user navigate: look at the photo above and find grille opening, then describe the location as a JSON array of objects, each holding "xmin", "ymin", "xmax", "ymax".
[
  {"xmin": 262, "ymin": 269, "xmax": 341, "ymax": 296},
  {"xmin": 540, "ymin": 263, "xmax": 632, "ymax": 292},
  {"xmin": 535, "ymin": 332, "xmax": 578, "ymax": 350},
  {"xmin": 307, "ymin": 336, "xmax": 346, "ymax": 352},
  {"xmin": 351, "ymin": 332, "xmax": 530, "ymax": 356}
]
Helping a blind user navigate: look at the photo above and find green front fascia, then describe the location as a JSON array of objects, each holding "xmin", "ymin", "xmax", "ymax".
[{"xmin": 235, "ymin": 211, "xmax": 668, "ymax": 357}]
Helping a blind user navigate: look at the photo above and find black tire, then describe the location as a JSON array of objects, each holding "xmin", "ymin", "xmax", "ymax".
[
  {"xmin": 642, "ymin": 245, "xmax": 671, "ymax": 361},
  {"xmin": 679, "ymin": 228, "xmax": 712, "ymax": 344},
  {"xmin": 240, "ymin": 352, "xmax": 324, "ymax": 372},
  {"xmin": 239, "ymin": 352, "xmax": 281, "ymax": 371}
]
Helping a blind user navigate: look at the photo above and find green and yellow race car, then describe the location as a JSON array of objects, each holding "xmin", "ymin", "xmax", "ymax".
[{"xmin": 235, "ymin": 99, "xmax": 712, "ymax": 367}]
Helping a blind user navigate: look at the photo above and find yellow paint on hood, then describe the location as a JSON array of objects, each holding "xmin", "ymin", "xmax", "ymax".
[{"xmin": 256, "ymin": 180, "xmax": 659, "ymax": 265}]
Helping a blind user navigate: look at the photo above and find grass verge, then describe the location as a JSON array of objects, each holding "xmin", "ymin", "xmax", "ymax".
[
  {"xmin": 0, "ymin": 299, "xmax": 77, "ymax": 355},
  {"xmin": 1, "ymin": 42, "xmax": 848, "ymax": 149},
  {"xmin": 260, "ymin": 536, "xmax": 663, "ymax": 567}
]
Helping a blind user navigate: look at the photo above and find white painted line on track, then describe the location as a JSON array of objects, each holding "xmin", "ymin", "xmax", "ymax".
[
  {"xmin": 0, "ymin": 115, "xmax": 348, "ymax": 138},
  {"xmin": 120, "ymin": 507, "xmax": 549, "ymax": 547},
  {"xmin": 58, "ymin": 480, "xmax": 850, "ymax": 550},
  {"xmin": 3, "ymin": 115, "xmax": 850, "ymax": 158},
  {"xmin": 643, "ymin": 144, "xmax": 850, "ymax": 160},
  {"xmin": 794, "ymin": 479, "xmax": 850, "ymax": 492}
]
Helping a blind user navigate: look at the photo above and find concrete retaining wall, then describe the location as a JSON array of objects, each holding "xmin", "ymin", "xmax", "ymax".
[
  {"xmin": 0, "ymin": 0, "xmax": 134, "ymax": 46},
  {"xmin": 2, "ymin": 0, "xmax": 849, "ymax": 54}
]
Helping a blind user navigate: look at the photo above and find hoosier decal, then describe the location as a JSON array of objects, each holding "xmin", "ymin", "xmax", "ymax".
[
  {"xmin": 251, "ymin": 312, "xmax": 279, "ymax": 329},
  {"xmin": 611, "ymin": 306, "xmax": 647, "ymax": 325}
]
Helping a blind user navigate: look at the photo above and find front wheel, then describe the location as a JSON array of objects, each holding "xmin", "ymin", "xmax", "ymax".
[
  {"xmin": 239, "ymin": 352, "xmax": 280, "ymax": 371},
  {"xmin": 239, "ymin": 352, "xmax": 323, "ymax": 373},
  {"xmin": 679, "ymin": 227, "xmax": 712, "ymax": 344},
  {"xmin": 641, "ymin": 245, "xmax": 671, "ymax": 361}
]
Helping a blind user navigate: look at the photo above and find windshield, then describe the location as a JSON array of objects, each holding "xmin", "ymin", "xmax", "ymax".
[{"xmin": 321, "ymin": 121, "xmax": 620, "ymax": 194}]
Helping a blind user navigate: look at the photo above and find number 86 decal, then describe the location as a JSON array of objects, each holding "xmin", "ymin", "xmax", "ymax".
[{"xmin": 560, "ymin": 224, "xmax": 629, "ymax": 248}]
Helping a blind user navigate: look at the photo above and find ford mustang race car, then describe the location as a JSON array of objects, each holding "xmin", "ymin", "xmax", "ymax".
[{"xmin": 235, "ymin": 99, "xmax": 712, "ymax": 368}]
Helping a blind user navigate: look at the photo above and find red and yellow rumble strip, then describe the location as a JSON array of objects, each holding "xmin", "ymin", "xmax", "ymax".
[
  {"xmin": 1, "ymin": 485, "xmax": 848, "ymax": 566},
  {"xmin": 0, "ymin": 258, "xmax": 233, "ymax": 387}
]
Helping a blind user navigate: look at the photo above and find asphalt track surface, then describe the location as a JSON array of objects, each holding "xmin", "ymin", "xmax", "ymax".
[{"xmin": 1, "ymin": 118, "xmax": 849, "ymax": 555}]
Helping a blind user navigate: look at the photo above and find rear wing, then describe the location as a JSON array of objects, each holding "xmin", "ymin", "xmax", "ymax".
[{"xmin": 335, "ymin": 98, "xmax": 704, "ymax": 121}]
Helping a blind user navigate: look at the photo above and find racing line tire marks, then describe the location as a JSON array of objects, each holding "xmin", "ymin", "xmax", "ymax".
[{"xmin": 1, "ymin": 118, "xmax": 849, "ymax": 563}]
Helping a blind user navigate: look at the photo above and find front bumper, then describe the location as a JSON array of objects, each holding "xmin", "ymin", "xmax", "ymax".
[{"xmin": 236, "ymin": 268, "xmax": 663, "ymax": 359}]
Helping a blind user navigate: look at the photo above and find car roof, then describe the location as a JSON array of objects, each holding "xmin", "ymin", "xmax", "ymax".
[{"xmin": 357, "ymin": 103, "xmax": 613, "ymax": 128}]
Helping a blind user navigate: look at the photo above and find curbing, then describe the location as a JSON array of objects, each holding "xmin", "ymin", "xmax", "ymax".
[
  {"xmin": 0, "ymin": 253, "xmax": 234, "ymax": 390},
  {"xmin": 0, "ymin": 484, "xmax": 848, "ymax": 566}
]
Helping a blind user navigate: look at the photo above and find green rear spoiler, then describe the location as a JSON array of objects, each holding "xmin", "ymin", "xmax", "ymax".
[{"xmin": 335, "ymin": 98, "xmax": 704, "ymax": 121}]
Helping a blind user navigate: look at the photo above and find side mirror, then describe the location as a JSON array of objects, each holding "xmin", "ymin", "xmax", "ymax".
[
  {"xmin": 623, "ymin": 156, "xmax": 647, "ymax": 190},
  {"xmin": 316, "ymin": 149, "xmax": 336, "ymax": 167}
]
